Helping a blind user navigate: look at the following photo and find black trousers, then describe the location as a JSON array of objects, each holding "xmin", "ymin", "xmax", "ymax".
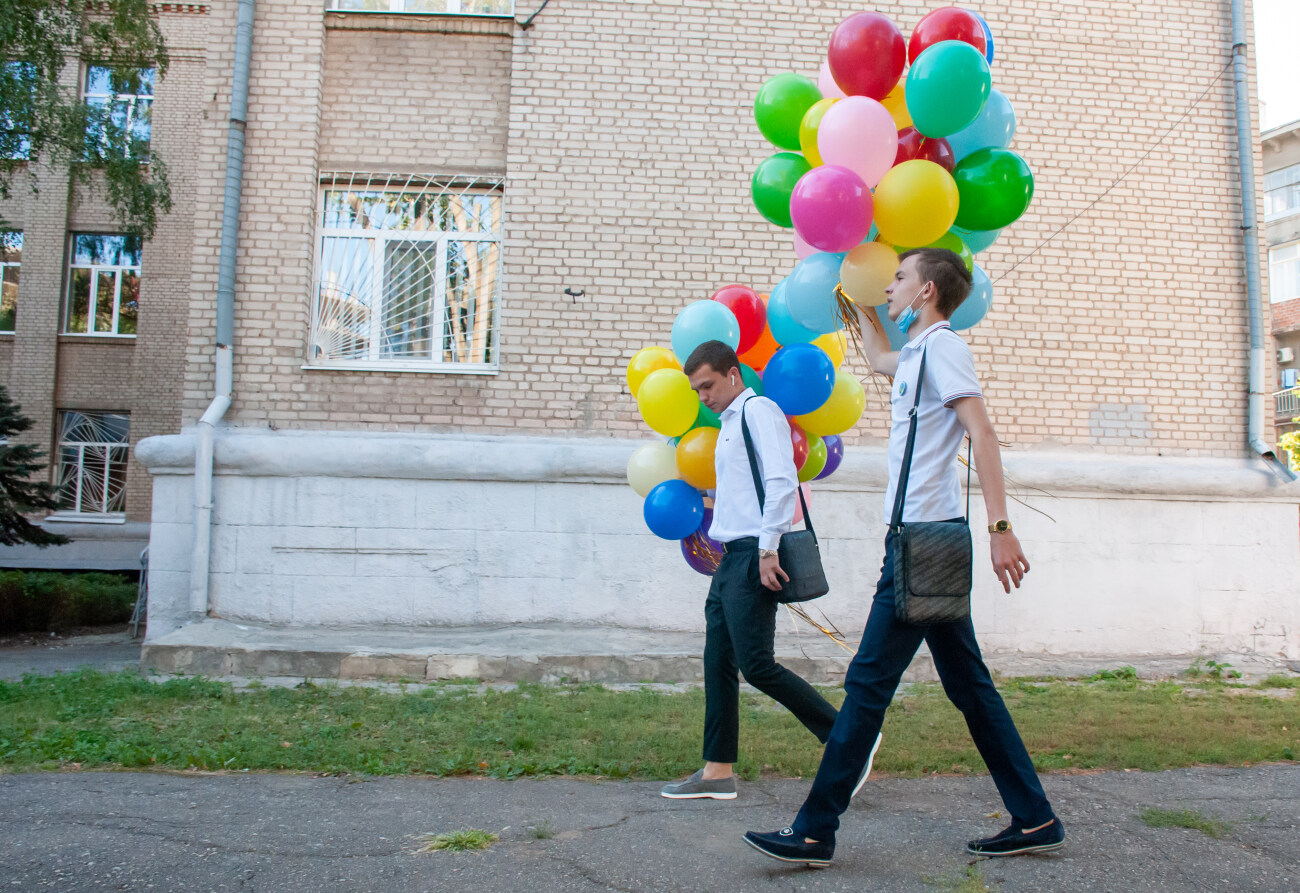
[{"xmin": 702, "ymin": 539, "xmax": 839, "ymax": 764}]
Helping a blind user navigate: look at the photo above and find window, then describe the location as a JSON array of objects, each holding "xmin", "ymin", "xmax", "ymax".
[
  {"xmin": 1, "ymin": 61, "xmax": 34, "ymax": 161},
  {"xmin": 1271, "ymin": 241, "xmax": 1300, "ymax": 304},
  {"xmin": 65, "ymin": 234, "xmax": 142, "ymax": 335},
  {"xmin": 84, "ymin": 66, "xmax": 153, "ymax": 159},
  {"xmin": 327, "ymin": 0, "xmax": 513, "ymax": 14},
  {"xmin": 1265, "ymin": 163, "xmax": 1300, "ymax": 220},
  {"xmin": 310, "ymin": 174, "xmax": 503, "ymax": 371},
  {"xmin": 0, "ymin": 231, "xmax": 19, "ymax": 332},
  {"xmin": 55, "ymin": 411, "xmax": 129, "ymax": 517}
]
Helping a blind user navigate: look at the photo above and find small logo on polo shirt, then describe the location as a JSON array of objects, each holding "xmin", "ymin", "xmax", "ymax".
[{"xmin": 898, "ymin": 381, "xmax": 907, "ymax": 396}]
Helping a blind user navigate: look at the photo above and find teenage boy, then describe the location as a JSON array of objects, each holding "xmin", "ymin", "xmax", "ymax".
[
  {"xmin": 743, "ymin": 248, "xmax": 1063, "ymax": 866},
  {"xmin": 658, "ymin": 340, "xmax": 840, "ymax": 801}
]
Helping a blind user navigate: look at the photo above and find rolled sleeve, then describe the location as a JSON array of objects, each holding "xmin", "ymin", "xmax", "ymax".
[
  {"xmin": 930, "ymin": 331, "xmax": 983, "ymax": 407},
  {"xmin": 748, "ymin": 398, "xmax": 797, "ymax": 551}
]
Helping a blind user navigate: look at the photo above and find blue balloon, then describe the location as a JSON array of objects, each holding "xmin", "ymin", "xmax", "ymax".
[
  {"xmin": 952, "ymin": 225, "xmax": 1002, "ymax": 254},
  {"xmin": 671, "ymin": 300, "xmax": 740, "ymax": 364},
  {"xmin": 762, "ymin": 343, "xmax": 835, "ymax": 415},
  {"xmin": 946, "ymin": 89, "xmax": 1016, "ymax": 162},
  {"xmin": 784, "ymin": 251, "xmax": 845, "ymax": 335},
  {"xmin": 643, "ymin": 479, "xmax": 704, "ymax": 540},
  {"xmin": 950, "ymin": 264, "xmax": 993, "ymax": 331},
  {"xmin": 874, "ymin": 304, "xmax": 910, "ymax": 349},
  {"xmin": 976, "ymin": 12, "xmax": 994, "ymax": 64},
  {"xmin": 767, "ymin": 280, "xmax": 820, "ymax": 346}
]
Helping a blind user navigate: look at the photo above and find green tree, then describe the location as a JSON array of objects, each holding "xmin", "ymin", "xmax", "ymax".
[
  {"xmin": 1280, "ymin": 421, "xmax": 1300, "ymax": 473},
  {"xmin": 1, "ymin": 0, "xmax": 171, "ymax": 238},
  {"xmin": 0, "ymin": 386, "xmax": 69, "ymax": 547}
]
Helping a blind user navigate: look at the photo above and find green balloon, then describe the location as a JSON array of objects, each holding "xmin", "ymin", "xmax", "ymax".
[
  {"xmin": 740, "ymin": 363, "xmax": 763, "ymax": 396},
  {"xmin": 754, "ymin": 73, "xmax": 823, "ymax": 150},
  {"xmin": 751, "ymin": 152, "xmax": 810, "ymax": 228},
  {"xmin": 905, "ymin": 41, "xmax": 991, "ymax": 138},
  {"xmin": 953, "ymin": 148, "xmax": 1034, "ymax": 231},
  {"xmin": 798, "ymin": 434, "xmax": 827, "ymax": 483},
  {"xmin": 894, "ymin": 230, "xmax": 974, "ymax": 273},
  {"xmin": 693, "ymin": 402, "xmax": 721, "ymax": 430}
]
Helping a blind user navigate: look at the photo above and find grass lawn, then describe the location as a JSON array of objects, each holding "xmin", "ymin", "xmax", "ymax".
[{"xmin": 0, "ymin": 670, "xmax": 1295, "ymax": 779}]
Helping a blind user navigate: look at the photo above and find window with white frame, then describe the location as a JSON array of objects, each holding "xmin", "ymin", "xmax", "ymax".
[
  {"xmin": 1265, "ymin": 163, "xmax": 1300, "ymax": 220},
  {"xmin": 1271, "ymin": 241, "xmax": 1300, "ymax": 304},
  {"xmin": 326, "ymin": 0, "xmax": 513, "ymax": 14},
  {"xmin": 84, "ymin": 66, "xmax": 153, "ymax": 159},
  {"xmin": 0, "ymin": 231, "xmax": 19, "ymax": 332},
  {"xmin": 310, "ymin": 174, "xmax": 503, "ymax": 370},
  {"xmin": 1, "ymin": 61, "xmax": 34, "ymax": 161},
  {"xmin": 55, "ymin": 411, "xmax": 129, "ymax": 517},
  {"xmin": 65, "ymin": 234, "xmax": 141, "ymax": 335}
]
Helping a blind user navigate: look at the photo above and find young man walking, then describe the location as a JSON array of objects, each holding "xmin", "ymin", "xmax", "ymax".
[
  {"xmin": 659, "ymin": 340, "xmax": 841, "ymax": 801},
  {"xmin": 743, "ymin": 248, "xmax": 1063, "ymax": 865}
]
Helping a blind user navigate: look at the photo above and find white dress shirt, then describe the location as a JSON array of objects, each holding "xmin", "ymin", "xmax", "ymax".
[
  {"xmin": 882, "ymin": 321, "xmax": 983, "ymax": 525},
  {"xmin": 708, "ymin": 388, "xmax": 797, "ymax": 551}
]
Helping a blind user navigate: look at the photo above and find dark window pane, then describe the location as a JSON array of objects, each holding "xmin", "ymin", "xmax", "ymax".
[
  {"xmin": 0, "ymin": 231, "xmax": 21, "ymax": 263},
  {"xmin": 118, "ymin": 271, "xmax": 138, "ymax": 334},
  {"xmin": 94, "ymin": 271, "xmax": 116, "ymax": 333},
  {"xmin": 68, "ymin": 269, "xmax": 91, "ymax": 333},
  {"xmin": 1, "ymin": 266, "xmax": 17, "ymax": 331}
]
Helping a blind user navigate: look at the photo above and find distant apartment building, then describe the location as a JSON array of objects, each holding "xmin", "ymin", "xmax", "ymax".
[{"xmin": 1264, "ymin": 118, "xmax": 1300, "ymax": 455}]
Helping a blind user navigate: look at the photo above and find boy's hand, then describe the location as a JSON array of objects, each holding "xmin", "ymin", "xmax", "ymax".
[{"xmin": 991, "ymin": 532, "xmax": 1029, "ymax": 593}]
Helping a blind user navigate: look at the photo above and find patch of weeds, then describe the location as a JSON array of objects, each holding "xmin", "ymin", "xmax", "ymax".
[
  {"xmin": 923, "ymin": 864, "xmax": 998, "ymax": 892},
  {"xmin": 1088, "ymin": 666, "xmax": 1138, "ymax": 682},
  {"xmin": 1255, "ymin": 675, "xmax": 1300, "ymax": 690},
  {"xmin": 1184, "ymin": 660, "xmax": 1242, "ymax": 682},
  {"xmin": 1138, "ymin": 806, "xmax": 1233, "ymax": 839},
  {"xmin": 413, "ymin": 828, "xmax": 499, "ymax": 853},
  {"xmin": 526, "ymin": 817, "xmax": 556, "ymax": 840}
]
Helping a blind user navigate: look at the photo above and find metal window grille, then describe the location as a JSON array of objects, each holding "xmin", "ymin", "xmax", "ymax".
[
  {"xmin": 65, "ymin": 233, "xmax": 142, "ymax": 335},
  {"xmin": 310, "ymin": 172, "xmax": 504, "ymax": 372},
  {"xmin": 0, "ymin": 231, "xmax": 19, "ymax": 332},
  {"xmin": 56, "ymin": 411, "xmax": 130, "ymax": 516},
  {"xmin": 84, "ymin": 66, "xmax": 154, "ymax": 159},
  {"xmin": 326, "ymin": 0, "xmax": 514, "ymax": 15}
]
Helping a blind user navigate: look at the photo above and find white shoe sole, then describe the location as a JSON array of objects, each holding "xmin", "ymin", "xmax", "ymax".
[
  {"xmin": 742, "ymin": 835, "xmax": 831, "ymax": 868},
  {"xmin": 967, "ymin": 839, "xmax": 1065, "ymax": 858},
  {"xmin": 851, "ymin": 732, "xmax": 884, "ymax": 798},
  {"xmin": 660, "ymin": 789, "xmax": 738, "ymax": 800}
]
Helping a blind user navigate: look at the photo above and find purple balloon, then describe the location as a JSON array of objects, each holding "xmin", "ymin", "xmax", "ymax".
[
  {"xmin": 681, "ymin": 509, "xmax": 724, "ymax": 575},
  {"xmin": 815, "ymin": 434, "xmax": 844, "ymax": 480},
  {"xmin": 789, "ymin": 165, "xmax": 873, "ymax": 253}
]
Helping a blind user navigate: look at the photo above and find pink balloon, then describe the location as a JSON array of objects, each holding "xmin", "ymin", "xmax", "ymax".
[
  {"xmin": 818, "ymin": 60, "xmax": 846, "ymax": 99},
  {"xmin": 816, "ymin": 96, "xmax": 898, "ymax": 188},
  {"xmin": 792, "ymin": 482, "xmax": 811, "ymax": 526},
  {"xmin": 793, "ymin": 231, "xmax": 817, "ymax": 259},
  {"xmin": 789, "ymin": 165, "xmax": 873, "ymax": 253}
]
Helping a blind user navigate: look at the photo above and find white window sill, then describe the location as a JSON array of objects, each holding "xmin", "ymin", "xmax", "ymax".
[
  {"xmin": 45, "ymin": 512, "xmax": 126, "ymax": 525},
  {"xmin": 303, "ymin": 361, "xmax": 499, "ymax": 375},
  {"xmin": 1265, "ymin": 208, "xmax": 1300, "ymax": 222},
  {"xmin": 59, "ymin": 333, "xmax": 138, "ymax": 340}
]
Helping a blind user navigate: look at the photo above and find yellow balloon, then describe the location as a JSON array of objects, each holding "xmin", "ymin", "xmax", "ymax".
[
  {"xmin": 636, "ymin": 368, "xmax": 700, "ymax": 437},
  {"xmin": 626, "ymin": 345, "xmax": 680, "ymax": 397},
  {"xmin": 812, "ymin": 329, "xmax": 848, "ymax": 367},
  {"xmin": 675, "ymin": 427, "xmax": 719, "ymax": 490},
  {"xmin": 839, "ymin": 243, "xmax": 898, "ymax": 308},
  {"xmin": 796, "ymin": 371, "xmax": 866, "ymax": 437},
  {"xmin": 626, "ymin": 441, "xmax": 680, "ymax": 497},
  {"xmin": 799, "ymin": 97, "xmax": 839, "ymax": 168},
  {"xmin": 872, "ymin": 160, "xmax": 960, "ymax": 248},
  {"xmin": 882, "ymin": 81, "xmax": 911, "ymax": 130}
]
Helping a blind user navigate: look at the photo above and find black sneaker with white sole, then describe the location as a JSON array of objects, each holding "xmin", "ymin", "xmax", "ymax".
[
  {"xmin": 967, "ymin": 817, "xmax": 1065, "ymax": 857},
  {"xmin": 743, "ymin": 828, "xmax": 834, "ymax": 868}
]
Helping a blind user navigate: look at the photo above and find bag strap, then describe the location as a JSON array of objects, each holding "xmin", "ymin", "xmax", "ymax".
[
  {"xmin": 740, "ymin": 398, "xmax": 815, "ymax": 542},
  {"xmin": 889, "ymin": 349, "xmax": 928, "ymax": 533}
]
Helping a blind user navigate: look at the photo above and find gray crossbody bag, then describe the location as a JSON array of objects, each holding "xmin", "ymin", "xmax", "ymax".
[{"xmin": 890, "ymin": 349, "xmax": 974, "ymax": 624}]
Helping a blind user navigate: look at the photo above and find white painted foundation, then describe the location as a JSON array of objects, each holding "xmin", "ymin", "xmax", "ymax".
[{"xmin": 136, "ymin": 429, "xmax": 1300, "ymax": 661}]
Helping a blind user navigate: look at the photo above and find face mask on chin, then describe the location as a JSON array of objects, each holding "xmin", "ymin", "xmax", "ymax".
[{"xmin": 895, "ymin": 284, "xmax": 930, "ymax": 334}]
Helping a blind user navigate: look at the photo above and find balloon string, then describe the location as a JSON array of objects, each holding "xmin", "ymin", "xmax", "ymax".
[{"xmin": 992, "ymin": 59, "xmax": 1234, "ymax": 285}]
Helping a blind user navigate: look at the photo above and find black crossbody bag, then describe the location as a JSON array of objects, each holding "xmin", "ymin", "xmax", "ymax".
[
  {"xmin": 740, "ymin": 399, "xmax": 829, "ymax": 604},
  {"xmin": 890, "ymin": 350, "xmax": 974, "ymax": 624}
]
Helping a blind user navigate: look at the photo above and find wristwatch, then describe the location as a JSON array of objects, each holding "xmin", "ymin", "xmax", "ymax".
[
  {"xmin": 759, "ymin": 549, "xmax": 779, "ymax": 558},
  {"xmin": 988, "ymin": 520, "xmax": 1012, "ymax": 534}
]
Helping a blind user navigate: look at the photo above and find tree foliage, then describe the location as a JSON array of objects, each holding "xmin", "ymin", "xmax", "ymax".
[
  {"xmin": 1, "ymin": 0, "xmax": 171, "ymax": 238},
  {"xmin": 0, "ymin": 386, "xmax": 69, "ymax": 547}
]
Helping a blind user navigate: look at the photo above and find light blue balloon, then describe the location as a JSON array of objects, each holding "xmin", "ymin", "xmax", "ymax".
[
  {"xmin": 950, "ymin": 264, "xmax": 993, "ymax": 331},
  {"xmin": 946, "ymin": 89, "xmax": 1016, "ymax": 162},
  {"xmin": 671, "ymin": 300, "xmax": 740, "ymax": 363},
  {"xmin": 976, "ymin": 12, "xmax": 994, "ymax": 64},
  {"xmin": 952, "ymin": 225, "xmax": 1002, "ymax": 253},
  {"xmin": 784, "ymin": 251, "xmax": 845, "ymax": 335},
  {"xmin": 874, "ymin": 304, "xmax": 909, "ymax": 350},
  {"xmin": 767, "ymin": 279, "xmax": 820, "ymax": 346}
]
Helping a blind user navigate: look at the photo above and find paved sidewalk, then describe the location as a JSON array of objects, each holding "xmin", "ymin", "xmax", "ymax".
[
  {"xmin": 2, "ymin": 765, "xmax": 1296, "ymax": 892},
  {"xmin": 0, "ymin": 630, "xmax": 141, "ymax": 681}
]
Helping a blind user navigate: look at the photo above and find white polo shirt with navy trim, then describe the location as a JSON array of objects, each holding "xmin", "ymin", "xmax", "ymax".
[{"xmin": 881, "ymin": 321, "xmax": 983, "ymax": 525}]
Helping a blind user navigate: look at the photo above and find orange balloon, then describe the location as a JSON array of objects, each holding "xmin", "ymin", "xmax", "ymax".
[
  {"xmin": 882, "ymin": 81, "xmax": 912, "ymax": 131},
  {"xmin": 676, "ymin": 427, "xmax": 719, "ymax": 490}
]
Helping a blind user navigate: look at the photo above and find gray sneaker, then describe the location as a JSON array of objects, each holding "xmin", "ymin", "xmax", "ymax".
[{"xmin": 660, "ymin": 769, "xmax": 738, "ymax": 800}]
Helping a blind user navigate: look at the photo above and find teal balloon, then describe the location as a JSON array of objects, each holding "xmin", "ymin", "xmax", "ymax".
[
  {"xmin": 767, "ymin": 280, "xmax": 820, "ymax": 346},
  {"xmin": 946, "ymin": 89, "xmax": 1016, "ymax": 161},
  {"xmin": 671, "ymin": 300, "xmax": 740, "ymax": 363},
  {"xmin": 953, "ymin": 225, "xmax": 1002, "ymax": 253},
  {"xmin": 693, "ymin": 402, "xmax": 721, "ymax": 430},
  {"xmin": 905, "ymin": 40, "xmax": 992, "ymax": 138},
  {"xmin": 751, "ymin": 152, "xmax": 811, "ymax": 228},
  {"xmin": 953, "ymin": 148, "xmax": 1034, "ymax": 231},
  {"xmin": 950, "ymin": 264, "xmax": 993, "ymax": 330},
  {"xmin": 740, "ymin": 363, "xmax": 763, "ymax": 395},
  {"xmin": 754, "ymin": 72, "xmax": 823, "ymax": 150},
  {"xmin": 785, "ymin": 251, "xmax": 845, "ymax": 334}
]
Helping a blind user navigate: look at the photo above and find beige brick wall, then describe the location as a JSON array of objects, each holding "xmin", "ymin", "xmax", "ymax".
[{"xmin": 178, "ymin": 0, "xmax": 1271, "ymax": 460}]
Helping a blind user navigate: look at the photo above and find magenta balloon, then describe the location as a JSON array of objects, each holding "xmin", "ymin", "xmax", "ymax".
[
  {"xmin": 818, "ymin": 60, "xmax": 846, "ymax": 99},
  {"xmin": 790, "ymin": 165, "xmax": 873, "ymax": 253},
  {"xmin": 793, "ymin": 230, "xmax": 817, "ymax": 259},
  {"xmin": 816, "ymin": 96, "xmax": 899, "ymax": 187}
]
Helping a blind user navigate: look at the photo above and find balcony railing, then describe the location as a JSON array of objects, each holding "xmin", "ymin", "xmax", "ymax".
[{"xmin": 1276, "ymin": 388, "xmax": 1300, "ymax": 418}]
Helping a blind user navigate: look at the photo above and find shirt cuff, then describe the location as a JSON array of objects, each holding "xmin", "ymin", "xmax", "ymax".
[{"xmin": 758, "ymin": 533, "xmax": 782, "ymax": 552}]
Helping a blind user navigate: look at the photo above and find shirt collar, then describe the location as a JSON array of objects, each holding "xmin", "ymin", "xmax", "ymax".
[
  {"xmin": 900, "ymin": 320, "xmax": 952, "ymax": 353},
  {"xmin": 719, "ymin": 387, "xmax": 756, "ymax": 420}
]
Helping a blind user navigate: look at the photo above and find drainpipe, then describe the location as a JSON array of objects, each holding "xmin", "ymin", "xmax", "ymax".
[
  {"xmin": 188, "ymin": 0, "xmax": 255, "ymax": 620},
  {"xmin": 1231, "ymin": 0, "xmax": 1296, "ymax": 482}
]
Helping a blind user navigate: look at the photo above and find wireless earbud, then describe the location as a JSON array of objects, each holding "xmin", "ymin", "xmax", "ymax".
[{"xmin": 730, "ymin": 375, "xmax": 736, "ymax": 386}]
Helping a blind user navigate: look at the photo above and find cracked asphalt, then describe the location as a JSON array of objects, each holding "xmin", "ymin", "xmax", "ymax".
[{"xmin": 2, "ymin": 765, "xmax": 1296, "ymax": 892}]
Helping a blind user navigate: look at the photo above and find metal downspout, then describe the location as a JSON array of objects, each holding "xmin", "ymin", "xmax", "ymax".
[
  {"xmin": 188, "ymin": 0, "xmax": 255, "ymax": 619},
  {"xmin": 1231, "ymin": 0, "xmax": 1296, "ymax": 481}
]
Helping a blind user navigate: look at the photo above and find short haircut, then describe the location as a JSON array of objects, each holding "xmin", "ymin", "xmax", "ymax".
[
  {"xmin": 897, "ymin": 247, "xmax": 973, "ymax": 318},
  {"xmin": 683, "ymin": 340, "xmax": 741, "ymax": 377}
]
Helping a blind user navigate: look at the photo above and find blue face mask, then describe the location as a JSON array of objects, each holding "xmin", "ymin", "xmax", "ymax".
[{"xmin": 895, "ymin": 285, "xmax": 930, "ymax": 334}]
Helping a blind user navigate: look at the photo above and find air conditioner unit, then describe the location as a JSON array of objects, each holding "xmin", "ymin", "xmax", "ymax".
[{"xmin": 1280, "ymin": 347, "xmax": 1296, "ymax": 364}]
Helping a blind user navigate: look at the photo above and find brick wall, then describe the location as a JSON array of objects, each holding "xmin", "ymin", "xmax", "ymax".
[
  {"xmin": 176, "ymin": 0, "xmax": 1271, "ymax": 459},
  {"xmin": 1275, "ymin": 297, "xmax": 1300, "ymax": 333}
]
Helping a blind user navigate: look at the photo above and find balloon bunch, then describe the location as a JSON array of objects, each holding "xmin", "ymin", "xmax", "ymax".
[
  {"xmin": 751, "ymin": 7, "xmax": 1032, "ymax": 343},
  {"xmin": 625, "ymin": 283, "xmax": 857, "ymax": 576}
]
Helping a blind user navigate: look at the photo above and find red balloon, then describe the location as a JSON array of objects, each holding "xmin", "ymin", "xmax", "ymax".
[
  {"xmin": 789, "ymin": 421, "xmax": 809, "ymax": 470},
  {"xmin": 712, "ymin": 285, "xmax": 767, "ymax": 354},
  {"xmin": 908, "ymin": 8, "xmax": 988, "ymax": 64},
  {"xmin": 894, "ymin": 127, "xmax": 956, "ymax": 172},
  {"xmin": 827, "ymin": 12, "xmax": 906, "ymax": 100}
]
